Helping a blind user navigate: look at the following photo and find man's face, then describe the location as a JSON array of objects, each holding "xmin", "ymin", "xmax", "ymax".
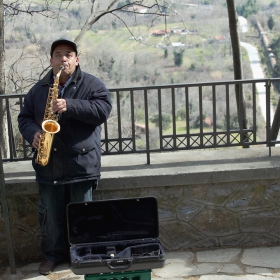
[{"xmin": 50, "ymin": 44, "xmax": 79, "ymax": 78}]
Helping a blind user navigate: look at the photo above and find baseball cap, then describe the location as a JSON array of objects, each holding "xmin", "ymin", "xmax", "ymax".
[{"xmin": 50, "ymin": 38, "xmax": 78, "ymax": 56}]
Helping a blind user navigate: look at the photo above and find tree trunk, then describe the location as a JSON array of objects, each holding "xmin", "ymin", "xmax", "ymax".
[
  {"xmin": 226, "ymin": 0, "xmax": 248, "ymax": 142},
  {"xmin": 0, "ymin": 0, "xmax": 9, "ymax": 158}
]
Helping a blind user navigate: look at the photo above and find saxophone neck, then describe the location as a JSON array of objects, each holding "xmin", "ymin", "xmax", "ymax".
[
  {"xmin": 53, "ymin": 66, "xmax": 64, "ymax": 88},
  {"xmin": 58, "ymin": 65, "xmax": 64, "ymax": 74}
]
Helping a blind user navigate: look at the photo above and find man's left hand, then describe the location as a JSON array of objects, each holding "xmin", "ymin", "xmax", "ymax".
[{"xmin": 53, "ymin": 99, "xmax": 67, "ymax": 114}]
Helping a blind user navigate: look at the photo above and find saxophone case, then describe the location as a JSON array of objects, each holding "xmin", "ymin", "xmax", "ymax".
[{"xmin": 67, "ymin": 196, "xmax": 166, "ymax": 275}]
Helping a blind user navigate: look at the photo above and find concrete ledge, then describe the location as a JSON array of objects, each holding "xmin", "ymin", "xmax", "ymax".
[{"xmin": 3, "ymin": 146, "xmax": 280, "ymax": 188}]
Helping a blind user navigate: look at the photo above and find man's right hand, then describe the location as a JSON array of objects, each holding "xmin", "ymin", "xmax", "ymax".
[{"xmin": 32, "ymin": 131, "xmax": 42, "ymax": 149}]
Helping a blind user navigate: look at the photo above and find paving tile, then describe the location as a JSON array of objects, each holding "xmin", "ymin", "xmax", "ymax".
[
  {"xmin": 217, "ymin": 264, "xmax": 243, "ymax": 274},
  {"xmin": 0, "ymin": 270, "xmax": 24, "ymax": 280},
  {"xmin": 55, "ymin": 272, "xmax": 84, "ymax": 279},
  {"xmin": 241, "ymin": 247, "xmax": 280, "ymax": 269},
  {"xmin": 245, "ymin": 266, "xmax": 273, "ymax": 275},
  {"xmin": 200, "ymin": 275, "xmax": 279, "ymax": 280},
  {"xmin": 153, "ymin": 262, "xmax": 199, "ymax": 278},
  {"xmin": 165, "ymin": 251, "xmax": 195, "ymax": 264},
  {"xmin": 21, "ymin": 272, "xmax": 46, "ymax": 280},
  {"xmin": 196, "ymin": 248, "xmax": 241, "ymax": 263}
]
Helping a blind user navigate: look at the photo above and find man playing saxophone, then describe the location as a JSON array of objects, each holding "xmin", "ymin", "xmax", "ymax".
[{"xmin": 18, "ymin": 38, "xmax": 112, "ymax": 275}]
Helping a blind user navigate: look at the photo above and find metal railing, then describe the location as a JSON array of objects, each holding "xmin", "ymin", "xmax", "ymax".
[{"xmin": 1, "ymin": 77, "xmax": 280, "ymax": 164}]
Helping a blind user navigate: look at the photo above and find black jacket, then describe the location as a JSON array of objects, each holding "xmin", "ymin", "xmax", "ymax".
[{"xmin": 18, "ymin": 65, "xmax": 112, "ymax": 185}]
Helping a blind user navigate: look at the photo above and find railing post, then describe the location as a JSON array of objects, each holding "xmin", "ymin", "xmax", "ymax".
[
  {"xmin": 265, "ymin": 80, "xmax": 272, "ymax": 156},
  {"xmin": 144, "ymin": 89, "xmax": 150, "ymax": 164},
  {"xmin": 270, "ymin": 80, "xmax": 280, "ymax": 145},
  {"xmin": 0, "ymin": 147, "xmax": 16, "ymax": 274}
]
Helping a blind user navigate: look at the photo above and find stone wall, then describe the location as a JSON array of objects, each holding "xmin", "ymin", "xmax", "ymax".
[
  {"xmin": 95, "ymin": 178, "xmax": 280, "ymax": 251},
  {"xmin": 2, "ymin": 148, "xmax": 280, "ymax": 260}
]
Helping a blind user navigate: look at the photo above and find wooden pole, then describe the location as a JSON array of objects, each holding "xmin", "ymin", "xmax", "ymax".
[
  {"xmin": 0, "ymin": 148, "xmax": 16, "ymax": 274},
  {"xmin": 226, "ymin": 0, "xmax": 249, "ymax": 147}
]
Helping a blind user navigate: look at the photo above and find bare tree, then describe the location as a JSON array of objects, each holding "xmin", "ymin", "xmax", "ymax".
[
  {"xmin": 0, "ymin": 0, "xmax": 68, "ymax": 157},
  {"xmin": 0, "ymin": 0, "xmax": 8, "ymax": 158},
  {"xmin": 3, "ymin": 0, "xmax": 71, "ymax": 18},
  {"xmin": 74, "ymin": 1, "xmax": 171, "ymax": 45}
]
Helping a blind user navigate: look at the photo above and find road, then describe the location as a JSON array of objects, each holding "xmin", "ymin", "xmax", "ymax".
[
  {"xmin": 238, "ymin": 16, "xmax": 272, "ymax": 124},
  {"xmin": 240, "ymin": 41, "xmax": 269, "ymax": 122}
]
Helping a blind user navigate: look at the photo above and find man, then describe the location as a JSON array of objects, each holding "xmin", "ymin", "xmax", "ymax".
[{"xmin": 18, "ymin": 38, "xmax": 112, "ymax": 275}]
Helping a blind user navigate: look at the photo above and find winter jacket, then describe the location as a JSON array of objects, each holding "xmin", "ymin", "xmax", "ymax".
[{"xmin": 18, "ymin": 65, "xmax": 112, "ymax": 185}]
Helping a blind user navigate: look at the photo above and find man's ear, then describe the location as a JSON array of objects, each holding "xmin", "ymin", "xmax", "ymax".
[{"xmin": 75, "ymin": 56, "xmax": 79, "ymax": 66}]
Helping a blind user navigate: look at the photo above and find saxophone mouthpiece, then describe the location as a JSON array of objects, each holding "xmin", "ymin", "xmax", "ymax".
[{"xmin": 59, "ymin": 65, "xmax": 64, "ymax": 71}]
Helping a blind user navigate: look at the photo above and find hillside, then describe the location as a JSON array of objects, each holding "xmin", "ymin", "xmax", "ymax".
[
  {"xmin": 4, "ymin": 0, "xmax": 279, "ymax": 93},
  {"xmin": 3, "ymin": 0, "xmax": 252, "ymax": 92}
]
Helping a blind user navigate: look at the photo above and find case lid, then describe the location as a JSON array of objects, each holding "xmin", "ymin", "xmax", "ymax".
[{"xmin": 67, "ymin": 196, "xmax": 159, "ymax": 245}]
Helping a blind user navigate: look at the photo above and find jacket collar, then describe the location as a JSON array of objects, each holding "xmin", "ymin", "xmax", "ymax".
[{"xmin": 39, "ymin": 65, "xmax": 82, "ymax": 86}]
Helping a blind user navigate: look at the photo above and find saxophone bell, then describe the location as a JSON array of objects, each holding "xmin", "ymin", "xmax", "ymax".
[
  {"xmin": 42, "ymin": 120, "xmax": 60, "ymax": 134},
  {"xmin": 35, "ymin": 120, "xmax": 61, "ymax": 166}
]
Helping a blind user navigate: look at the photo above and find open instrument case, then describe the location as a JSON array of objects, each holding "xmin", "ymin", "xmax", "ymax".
[{"xmin": 67, "ymin": 196, "xmax": 166, "ymax": 275}]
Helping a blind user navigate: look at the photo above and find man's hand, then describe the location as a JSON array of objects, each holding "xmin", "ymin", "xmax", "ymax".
[
  {"xmin": 53, "ymin": 99, "xmax": 67, "ymax": 114},
  {"xmin": 32, "ymin": 131, "xmax": 42, "ymax": 149}
]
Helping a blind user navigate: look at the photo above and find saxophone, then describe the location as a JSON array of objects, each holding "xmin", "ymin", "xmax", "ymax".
[{"xmin": 35, "ymin": 66, "xmax": 64, "ymax": 166}]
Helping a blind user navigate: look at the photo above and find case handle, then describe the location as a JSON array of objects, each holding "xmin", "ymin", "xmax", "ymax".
[{"xmin": 106, "ymin": 259, "xmax": 133, "ymax": 270}]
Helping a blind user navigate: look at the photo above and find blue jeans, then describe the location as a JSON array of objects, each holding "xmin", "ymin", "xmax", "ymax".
[{"xmin": 38, "ymin": 180, "xmax": 97, "ymax": 263}]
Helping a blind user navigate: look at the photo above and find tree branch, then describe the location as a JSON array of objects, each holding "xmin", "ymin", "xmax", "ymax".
[
  {"xmin": 74, "ymin": 0, "xmax": 171, "ymax": 44},
  {"xmin": 3, "ymin": 0, "xmax": 73, "ymax": 18}
]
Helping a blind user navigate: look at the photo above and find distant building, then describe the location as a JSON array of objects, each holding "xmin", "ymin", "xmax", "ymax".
[
  {"xmin": 172, "ymin": 42, "xmax": 185, "ymax": 47},
  {"xmin": 171, "ymin": 28, "xmax": 197, "ymax": 35},
  {"xmin": 127, "ymin": 5, "xmax": 148, "ymax": 14},
  {"xmin": 268, "ymin": 53, "xmax": 277, "ymax": 68},
  {"xmin": 172, "ymin": 29, "xmax": 182, "ymax": 34},
  {"xmin": 151, "ymin": 29, "xmax": 171, "ymax": 36},
  {"xmin": 214, "ymin": 36, "xmax": 227, "ymax": 43},
  {"xmin": 204, "ymin": 117, "xmax": 212, "ymax": 127},
  {"xmin": 135, "ymin": 124, "xmax": 146, "ymax": 137},
  {"xmin": 185, "ymin": 4, "xmax": 197, "ymax": 7}
]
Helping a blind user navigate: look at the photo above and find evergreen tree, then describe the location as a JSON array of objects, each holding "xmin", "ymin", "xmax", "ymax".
[
  {"xmin": 269, "ymin": 1, "xmax": 276, "ymax": 9},
  {"xmin": 236, "ymin": 0, "xmax": 259, "ymax": 18},
  {"xmin": 267, "ymin": 16, "xmax": 275, "ymax": 31},
  {"xmin": 150, "ymin": 113, "xmax": 171, "ymax": 131},
  {"xmin": 173, "ymin": 49, "xmax": 185, "ymax": 67},
  {"xmin": 270, "ymin": 36, "xmax": 280, "ymax": 88}
]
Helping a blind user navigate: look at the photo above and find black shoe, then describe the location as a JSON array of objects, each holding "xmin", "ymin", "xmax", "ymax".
[{"xmin": 38, "ymin": 259, "xmax": 56, "ymax": 275}]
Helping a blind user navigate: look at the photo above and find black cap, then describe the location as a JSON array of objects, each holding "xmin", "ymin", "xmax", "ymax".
[{"xmin": 50, "ymin": 38, "xmax": 78, "ymax": 56}]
